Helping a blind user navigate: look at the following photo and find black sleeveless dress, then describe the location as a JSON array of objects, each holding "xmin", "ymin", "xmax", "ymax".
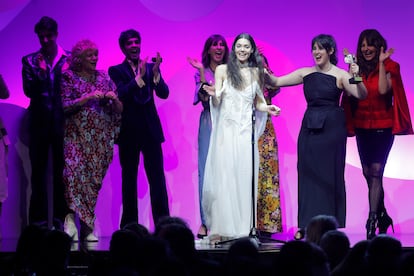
[{"xmin": 297, "ymin": 72, "xmax": 346, "ymax": 228}]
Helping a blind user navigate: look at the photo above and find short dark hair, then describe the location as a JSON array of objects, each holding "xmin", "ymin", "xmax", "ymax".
[
  {"xmin": 119, "ymin": 29, "xmax": 141, "ymax": 51},
  {"xmin": 34, "ymin": 16, "xmax": 58, "ymax": 34},
  {"xmin": 311, "ymin": 34, "xmax": 338, "ymax": 65}
]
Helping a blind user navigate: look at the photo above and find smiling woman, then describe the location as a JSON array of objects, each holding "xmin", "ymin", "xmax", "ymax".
[
  {"xmin": 201, "ymin": 33, "xmax": 280, "ymax": 241},
  {"xmin": 341, "ymin": 29, "xmax": 413, "ymax": 240},
  {"xmin": 60, "ymin": 39, "xmax": 123, "ymax": 242},
  {"xmin": 265, "ymin": 34, "xmax": 368, "ymax": 239},
  {"xmin": 187, "ymin": 34, "xmax": 229, "ymax": 239}
]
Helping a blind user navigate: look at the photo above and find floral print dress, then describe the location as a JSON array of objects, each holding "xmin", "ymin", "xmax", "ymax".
[
  {"xmin": 61, "ymin": 70, "xmax": 121, "ymax": 229},
  {"xmin": 257, "ymin": 90, "xmax": 282, "ymax": 233}
]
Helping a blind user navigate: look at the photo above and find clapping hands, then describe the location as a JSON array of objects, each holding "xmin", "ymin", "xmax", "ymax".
[
  {"xmin": 37, "ymin": 53, "xmax": 47, "ymax": 71},
  {"xmin": 187, "ymin": 57, "xmax": 203, "ymax": 70},
  {"xmin": 152, "ymin": 52, "xmax": 162, "ymax": 79}
]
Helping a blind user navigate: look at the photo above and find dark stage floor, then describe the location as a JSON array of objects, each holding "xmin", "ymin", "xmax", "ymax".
[
  {"xmin": 1, "ymin": 230, "xmax": 414, "ymax": 253},
  {"xmin": 1, "ymin": 231, "xmax": 413, "ymax": 275}
]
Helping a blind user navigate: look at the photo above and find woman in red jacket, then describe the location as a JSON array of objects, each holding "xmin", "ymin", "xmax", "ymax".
[{"xmin": 342, "ymin": 29, "xmax": 413, "ymax": 239}]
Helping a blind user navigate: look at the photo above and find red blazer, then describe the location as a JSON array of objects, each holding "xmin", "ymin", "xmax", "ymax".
[{"xmin": 341, "ymin": 58, "xmax": 413, "ymax": 136}]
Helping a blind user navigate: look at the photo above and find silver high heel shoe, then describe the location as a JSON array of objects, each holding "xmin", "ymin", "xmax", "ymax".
[{"xmin": 84, "ymin": 232, "xmax": 99, "ymax": 242}]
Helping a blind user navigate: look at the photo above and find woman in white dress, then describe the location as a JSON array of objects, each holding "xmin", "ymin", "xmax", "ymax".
[{"xmin": 202, "ymin": 33, "xmax": 281, "ymax": 240}]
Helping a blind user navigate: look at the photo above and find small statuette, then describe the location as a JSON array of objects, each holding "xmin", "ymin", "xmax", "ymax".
[{"xmin": 343, "ymin": 48, "xmax": 362, "ymax": 84}]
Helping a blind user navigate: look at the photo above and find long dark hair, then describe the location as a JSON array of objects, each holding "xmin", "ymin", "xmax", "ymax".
[
  {"xmin": 311, "ymin": 34, "xmax": 338, "ymax": 65},
  {"xmin": 356, "ymin": 29, "xmax": 387, "ymax": 77},
  {"xmin": 227, "ymin": 33, "xmax": 264, "ymax": 90},
  {"xmin": 201, "ymin": 34, "xmax": 229, "ymax": 68}
]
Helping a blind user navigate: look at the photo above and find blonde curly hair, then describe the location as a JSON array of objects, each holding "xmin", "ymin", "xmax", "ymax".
[{"xmin": 68, "ymin": 39, "xmax": 98, "ymax": 72}]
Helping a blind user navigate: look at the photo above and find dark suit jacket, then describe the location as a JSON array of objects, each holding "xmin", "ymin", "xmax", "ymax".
[
  {"xmin": 22, "ymin": 49, "xmax": 70, "ymax": 134},
  {"xmin": 108, "ymin": 60, "xmax": 169, "ymax": 144}
]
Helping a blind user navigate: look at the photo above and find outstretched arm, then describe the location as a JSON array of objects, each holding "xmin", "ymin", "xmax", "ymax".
[{"xmin": 265, "ymin": 68, "xmax": 306, "ymax": 88}]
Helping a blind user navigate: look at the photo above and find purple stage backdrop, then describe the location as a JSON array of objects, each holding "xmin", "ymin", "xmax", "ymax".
[{"xmin": 0, "ymin": 0, "xmax": 413, "ymax": 238}]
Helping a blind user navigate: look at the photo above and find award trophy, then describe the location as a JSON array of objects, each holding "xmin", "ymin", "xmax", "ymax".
[{"xmin": 343, "ymin": 48, "xmax": 362, "ymax": 84}]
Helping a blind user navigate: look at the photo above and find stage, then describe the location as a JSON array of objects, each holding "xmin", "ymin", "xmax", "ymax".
[{"xmin": 1, "ymin": 231, "xmax": 414, "ymax": 275}]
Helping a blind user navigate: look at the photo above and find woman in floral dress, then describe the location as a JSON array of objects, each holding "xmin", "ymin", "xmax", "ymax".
[
  {"xmin": 61, "ymin": 39, "xmax": 122, "ymax": 241},
  {"xmin": 257, "ymin": 55, "xmax": 282, "ymax": 235}
]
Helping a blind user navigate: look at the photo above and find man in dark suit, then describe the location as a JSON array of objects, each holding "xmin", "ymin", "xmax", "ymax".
[
  {"xmin": 109, "ymin": 29, "xmax": 170, "ymax": 228},
  {"xmin": 22, "ymin": 16, "xmax": 69, "ymax": 229}
]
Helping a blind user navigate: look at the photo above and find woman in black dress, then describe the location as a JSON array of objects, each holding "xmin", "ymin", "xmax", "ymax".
[{"xmin": 265, "ymin": 34, "xmax": 367, "ymax": 239}]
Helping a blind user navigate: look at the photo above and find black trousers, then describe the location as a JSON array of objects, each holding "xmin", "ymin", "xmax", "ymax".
[
  {"xmin": 118, "ymin": 132, "xmax": 170, "ymax": 229},
  {"xmin": 28, "ymin": 115, "xmax": 67, "ymax": 226}
]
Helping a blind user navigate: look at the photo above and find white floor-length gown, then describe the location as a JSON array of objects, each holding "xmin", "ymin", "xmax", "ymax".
[{"xmin": 202, "ymin": 79, "xmax": 266, "ymax": 238}]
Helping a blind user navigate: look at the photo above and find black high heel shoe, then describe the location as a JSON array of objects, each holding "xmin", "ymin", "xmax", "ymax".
[
  {"xmin": 197, "ymin": 224, "xmax": 208, "ymax": 239},
  {"xmin": 366, "ymin": 212, "xmax": 378, "ymax": 240},
  {"xmin": 294, "ymin": 228, "xmax": 305, "ymax": 240},
  {"xmin": 378, "ymin": 211, "xmax": 395, "ymax": 234}
]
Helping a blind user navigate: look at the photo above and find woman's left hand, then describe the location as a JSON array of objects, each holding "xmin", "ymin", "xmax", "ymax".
[
  {"xmin": 187, "ymin": 57, "xmax": 203, "ymax": 70},
  {"xmin": 268, "ymin": 105, "xmax": 281, "ymax": 116},
  {"xmin": 379, "ymin": 46, "xmax": 394, "ymax": 63}
]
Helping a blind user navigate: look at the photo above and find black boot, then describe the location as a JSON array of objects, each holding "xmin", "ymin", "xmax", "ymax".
[
  {"xmin": 378, "ymin": 210, "xmax": 394, "ymax": 234},
  {"xmin": 366, "ymin": 212, "xmax": 377, "ymax": 240}
]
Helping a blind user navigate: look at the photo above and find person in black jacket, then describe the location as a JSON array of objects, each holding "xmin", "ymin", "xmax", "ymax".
[
  {"xmin": 109, "ymin": 29, "xmax": 170, "ymax": 228},
  {"xmin": 22, "ymin": 16, "xmax": 69, "ymax": 229},
  {"xmin": 0, "ymin": 74, "xmax": 10, "ymax": 222}
]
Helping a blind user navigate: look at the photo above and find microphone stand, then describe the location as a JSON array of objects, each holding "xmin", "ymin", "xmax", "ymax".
[{"xmin": 249, "ymin": 105, "xmax": 259, "ymax": 241}]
